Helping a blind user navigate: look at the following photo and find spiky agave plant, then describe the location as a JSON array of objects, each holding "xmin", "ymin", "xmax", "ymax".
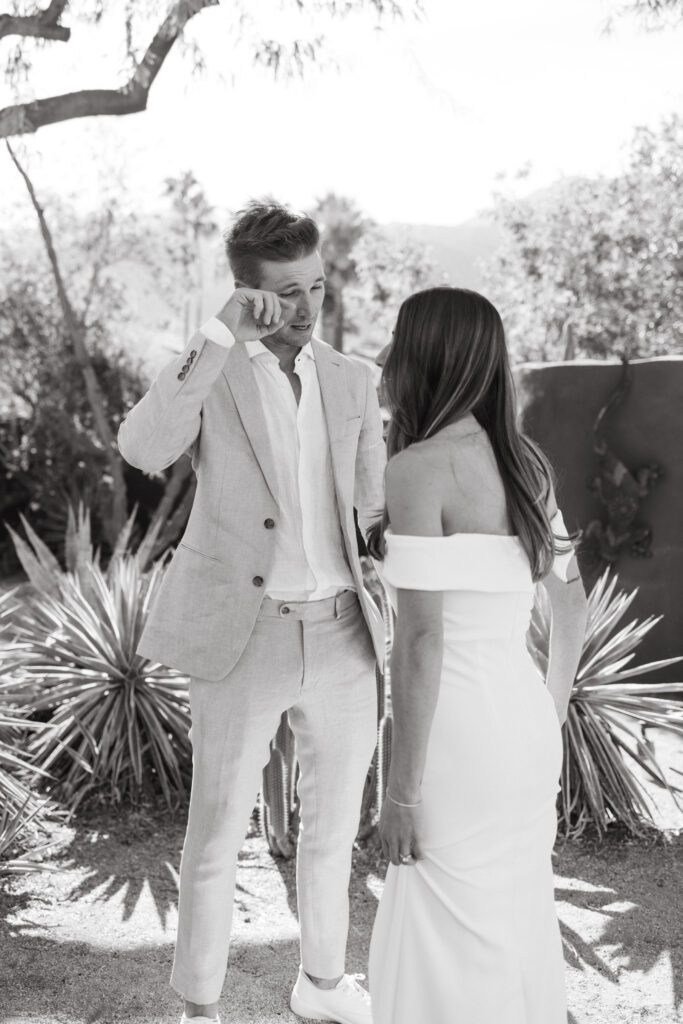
[
  {"xmin": 0, "ymin": 689, "xmax": 51, "ymax": 814},
  {"xmin": 528, "ymin": 569, "xmax": 683, "ymax": 839},
  {"xmin": 0, "ymin": 796, "xmax": 60, "ymax": 876},
  {"xmin": 2, "ymin": 507, "xmax": 192, "ymax": 810},
  {"xmin": 0, "ymin": 590, "xmax": 58, "ymax": 873},
  {"xmin": 0, "ymin": 589, "xmax": 50, "ymax": 809}
]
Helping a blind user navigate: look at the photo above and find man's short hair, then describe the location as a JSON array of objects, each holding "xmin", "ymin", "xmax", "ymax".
[{"xmin": 225, "ymin": 198, "xmax": 320, "ymax": 287}]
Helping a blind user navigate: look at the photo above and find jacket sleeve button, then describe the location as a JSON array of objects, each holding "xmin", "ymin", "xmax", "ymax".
[
  {"xmin": 252, "ymin": 575, "xmax": 264, "ymax": 587},
  {"xmin": 177, "ymin": 372, "xmax": 186, "ymax": 381},
  {"xmin": 190, "ymin": 350, "xmax": 197, "ymax": 358},
  {"xmin": 264, "ymin": 518, "xmax": 275, "ymax": 529}
]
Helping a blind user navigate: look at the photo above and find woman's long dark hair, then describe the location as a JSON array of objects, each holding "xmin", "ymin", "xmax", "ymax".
[{"xmin": 367, "ymin": 287, "xmax": 559, "ymax": 581}]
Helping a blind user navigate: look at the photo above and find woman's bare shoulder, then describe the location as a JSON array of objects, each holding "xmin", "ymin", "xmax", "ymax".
[{"xmin": 385, "ymin": 449, "xmax": 444, "ymax": 536}]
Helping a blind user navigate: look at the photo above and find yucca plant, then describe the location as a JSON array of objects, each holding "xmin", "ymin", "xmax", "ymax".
[
  {"xmin": 0, "ymin": 590, "xmax": 59, "ymax": 874},
  {"xmin": 528, "ymin": 569, "xmax": 683, "ymax": 839},
  {"xmin": 0, "ymin": 691, "xmax": 51, "ymax": 813},
  {"xmin": 0, "ymin": 795, "xmax": 60, "ymax": 876},
  {"xmin": 1, "ymin": 506, "xmax": 192, "ymax": 810},
  {"xmin": 0, "ymin": 588, "xmax": 49, "ymax": 812}
]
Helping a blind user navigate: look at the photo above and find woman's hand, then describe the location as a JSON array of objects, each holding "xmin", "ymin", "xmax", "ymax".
[{"xmin": 379, "ymin": 795, "xmax": 424, "ymax": 866}]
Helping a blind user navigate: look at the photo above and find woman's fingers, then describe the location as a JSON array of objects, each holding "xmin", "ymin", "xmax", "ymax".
[{"xmin": 379, "ymin": 803, "xmax": 423, "ymax": 866}]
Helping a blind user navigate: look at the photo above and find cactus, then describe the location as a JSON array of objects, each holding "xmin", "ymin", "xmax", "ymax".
[
  {"xmin": 260, "ymin": 712, "xmax": 299, "ymax": 859},
  {"xmin": 376, "ymin": 711, "xmax": 393, "ymax": 811},
  {"xmin": 373, "ymin": 567, "xmax": 395, "ymax": 814}
]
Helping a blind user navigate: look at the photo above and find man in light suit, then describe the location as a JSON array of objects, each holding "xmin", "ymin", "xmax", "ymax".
[{"xmin": 118, "ymin": 200, "xmax": 386, "ymax": 1024}]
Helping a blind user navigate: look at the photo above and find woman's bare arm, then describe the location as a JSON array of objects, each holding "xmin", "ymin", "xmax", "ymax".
[
  {"xmin": 383, "ymin": 450, "xmax": 444, "ymax": 805},
  {"xmin": 540, "ymin": 488, "xmax": 589, "ymax": 725}
]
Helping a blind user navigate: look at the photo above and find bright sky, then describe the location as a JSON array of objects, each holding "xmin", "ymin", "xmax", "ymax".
[{"xmin": 1, "ymin": 0, "xmax": 682, "ymax": 226}]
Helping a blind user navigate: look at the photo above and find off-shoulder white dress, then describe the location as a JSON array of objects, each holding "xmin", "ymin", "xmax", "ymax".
[{"xmin": 369, "ymin": 515, "xmax": 572, "ymax": 1024}]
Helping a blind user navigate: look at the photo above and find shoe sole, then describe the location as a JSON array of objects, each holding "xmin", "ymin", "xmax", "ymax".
[{"xmin": 290, "ymin": 991, "xmax": 362, "ymax": 1024}]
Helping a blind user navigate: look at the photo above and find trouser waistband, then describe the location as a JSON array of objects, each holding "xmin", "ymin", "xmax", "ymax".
[{"xmin": 258, "ymin": 589, "xmax": 358, "ymax": 621}]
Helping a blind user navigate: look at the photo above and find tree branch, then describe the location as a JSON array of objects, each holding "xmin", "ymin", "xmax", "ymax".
[
  {"xmin": 0, "ymin": 0, "xmax": 218, "ymax": 138},
  {"xmin": 5, "ymin": 139, "xmax": 129, "ymax": 543},
  {"xmin": 0, "ymin": 1, "xmax": 70, "ymax": 43}
]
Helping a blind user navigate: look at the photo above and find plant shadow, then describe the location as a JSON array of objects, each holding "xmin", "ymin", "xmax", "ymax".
[
  {"xmin": 554, "ymin": 830, "xmax": 683, "ymax": 1014},
  {"xmin": 1, "ymin": 803, "xmax": 188, "ymax": 932}
]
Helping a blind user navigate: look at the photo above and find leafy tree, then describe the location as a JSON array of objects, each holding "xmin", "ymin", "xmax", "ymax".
[
  {"xmin": 482, "ymin": 116, "xmax": 683, "ymax": 362},
  {"xmin": 0, "ymin": 185, "xmax": 147, "ymax": 564},
  {"xmin": 347, "ymin": 224, "xmax": 446, "ymax": 348},
  {"xmin": 0, "ymin": 0, "xmax": 419, "ymax": 139},
  {"xmin": 626, "ymin": 0, "xmax": 683, "ymax": 24},
  {"xmin": 163, "ymin": 170, "xmax": 218, "ymax": 342}
]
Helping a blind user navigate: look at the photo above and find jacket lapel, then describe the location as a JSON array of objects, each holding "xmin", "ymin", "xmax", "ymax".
[
  {"xmin": 222, "ymin": 344, "xmax": 280, "ymax": 505},
  {"xmin": 312, "ymin": 338, "xmax": 349, "ymax": 508}
]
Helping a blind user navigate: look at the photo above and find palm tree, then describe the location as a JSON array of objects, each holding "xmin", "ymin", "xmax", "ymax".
[{"xmin": 310, "ymin": 194, "xmax": 370, "ymax": 352}]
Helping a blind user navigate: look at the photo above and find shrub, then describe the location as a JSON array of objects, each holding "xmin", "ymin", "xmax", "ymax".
[
  {"xmin": 528, "ymin": 570, "xmax": 683, "ymax": 838},
  {"xmin": 0, "ymin": 589, "xmax": 57, "ymax": 873},
  {"xmin": 0, "ymin": 796, "xmax": 59, "ymax": 876},
  {"xmin": 1, "ymin": 508, "xmax": 192, "ymax": 810}
]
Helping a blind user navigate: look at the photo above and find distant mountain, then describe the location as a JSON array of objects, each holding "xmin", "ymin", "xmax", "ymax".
[{"xmin": 382, "ymin": 215, "xmax": 503, "ymax": 289}]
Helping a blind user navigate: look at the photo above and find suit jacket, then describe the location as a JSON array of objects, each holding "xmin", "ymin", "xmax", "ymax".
[{"xmin": 117, "ymin": 329, "xmax": 387, "ymax": 681}]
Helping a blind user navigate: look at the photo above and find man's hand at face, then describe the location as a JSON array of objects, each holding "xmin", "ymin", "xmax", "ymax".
[{"xmin": 215, "ymin": 289, "xmax": 295, "ymax": 343}]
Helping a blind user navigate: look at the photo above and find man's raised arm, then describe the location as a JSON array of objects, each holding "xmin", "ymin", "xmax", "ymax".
[{"xmin": 117, "ymin": 289, "xmax": 288, "ymax": 474}]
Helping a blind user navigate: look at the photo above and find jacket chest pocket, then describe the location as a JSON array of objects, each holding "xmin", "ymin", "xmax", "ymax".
[{"xmin": 342, "ymin": 415, "xmax": 362, "ymax": 438}]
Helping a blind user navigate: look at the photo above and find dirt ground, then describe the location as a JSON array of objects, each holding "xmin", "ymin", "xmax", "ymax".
[{"xmin": 1, "ymin": 729, "xmax": 681, "ymax": 1024}]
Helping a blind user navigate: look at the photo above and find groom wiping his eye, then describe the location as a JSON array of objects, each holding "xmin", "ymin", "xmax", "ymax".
[{"xmin": 118, "ymin": 199, "xmax": 386, "ymax": 1024}]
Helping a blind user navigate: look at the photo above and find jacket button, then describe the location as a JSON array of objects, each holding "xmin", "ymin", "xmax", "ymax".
[
  {"xmin": 252, "ymin": 575, "xmax": 264, "ymax": 587},
  {"xmin": 190, "ymin": 350, "xmax": 197, "ymax": 358},
  {"xmin": 177, "ymin": 371, "xmax": 186, "ymax": 380},
  {"xmin": 182, "ymin": 363, "xmax": 190, "ymax": 372},
  {"xmin": 264, "ymin": 518, "xmax": 275, "ymax": 529}
]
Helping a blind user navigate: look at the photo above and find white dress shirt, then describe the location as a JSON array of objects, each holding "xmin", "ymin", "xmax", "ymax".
[{"xmin": 200, "ymin": 317, "xmax": 355, "ymax": 601}]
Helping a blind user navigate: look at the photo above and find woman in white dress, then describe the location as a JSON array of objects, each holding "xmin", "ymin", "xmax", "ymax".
[{"xmin": 366, "ymin": 287, "xmax": 589, "ymax": 1024}]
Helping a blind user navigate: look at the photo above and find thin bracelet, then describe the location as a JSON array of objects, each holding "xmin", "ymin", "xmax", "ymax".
[{"xmin": 386, "ymin": 791, "xmax": 422, "ymax": 808}]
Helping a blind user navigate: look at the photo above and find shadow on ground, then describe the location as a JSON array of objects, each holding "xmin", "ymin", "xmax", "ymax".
[
  {"xmin": 555, "ymin": 830, "xmax": 683, "ymax": 1018},
  {"xmin": 1, "ymin": 804, "xmax": 681, "ymax": 1023},
  {"xmin": 0, "ymin": 934, "xmax": 303, "ymax": 1024}
]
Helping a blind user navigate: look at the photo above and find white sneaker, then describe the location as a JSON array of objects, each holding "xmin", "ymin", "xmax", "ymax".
[
  {"xmin": 180, "ymin": 1015, "xmax": 220, "ymax": 1024},
  {"xmin": 290, "ymin": 966, "xmax": 373, "ymax": 1024}
]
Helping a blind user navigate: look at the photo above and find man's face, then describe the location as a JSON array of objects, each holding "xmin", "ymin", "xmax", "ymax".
[{"xmin": 254, "ymin": 250, "xmax": 326, "ymax": 349}]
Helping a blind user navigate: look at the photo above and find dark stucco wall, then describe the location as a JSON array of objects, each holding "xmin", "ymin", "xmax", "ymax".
[{"xmin": 514, "ymin": 357, "xmax": 683, "ymax": 682}]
